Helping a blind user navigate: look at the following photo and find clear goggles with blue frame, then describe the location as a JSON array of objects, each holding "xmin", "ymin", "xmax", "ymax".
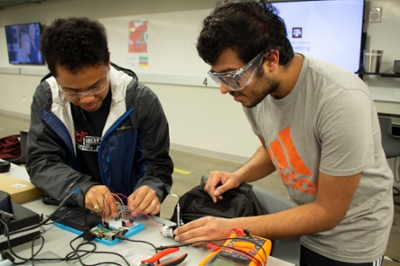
[{"xmin": 208, "ymin": 50, "xmax": 266, "ymax": 91}]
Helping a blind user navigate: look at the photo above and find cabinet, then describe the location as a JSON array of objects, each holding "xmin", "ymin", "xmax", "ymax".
[{"xmin": 356, "ymin": 72, "xmax": 400, "ymax": 78}]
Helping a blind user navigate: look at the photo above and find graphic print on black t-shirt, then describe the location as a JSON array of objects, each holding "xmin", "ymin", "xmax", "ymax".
[
  {"xmin": 75, "ymin": 131, "xmax": 101, "ymax": 152},
  {"xmin": 70, "ymin": 90, "xmax": 111, "ymax": 183}
]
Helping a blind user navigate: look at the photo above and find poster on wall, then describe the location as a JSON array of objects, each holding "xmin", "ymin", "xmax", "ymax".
[{"xmin": 127, "ymin": 20, "xmax": 148, "ymax": 72}]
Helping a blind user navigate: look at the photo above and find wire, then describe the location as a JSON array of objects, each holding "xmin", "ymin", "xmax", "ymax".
[
  {"xmin": 67, "ymin": 235, "xmax": 131, "ymax": 266},
  {"xmin": 396, "ymin": 156, "xmax": 400, "ymax": 183},
  {"xmin": 118, "ymin": 236, "xmax": 158, "ymax": 254},
  {"xmin": 133, "ymin": 212, "xmax": 162, "ymax": 233},
  {"xmin": 28, "ymin": 234, "xmax": 46, "ymax": 266},
  {"xmin": 0, "ymin": 189, "xmax": 89, "ymax": 265},
  {"xmin": 65, "ymin": 235, "xmax": 94, "ymax": 262},
  {"xmin": 0, "ymin": 219, "xmax": 46, "ymax": 265},
  {"xmin": 5, "ymin": 189, "xmax": 80, "ymax": 237}
]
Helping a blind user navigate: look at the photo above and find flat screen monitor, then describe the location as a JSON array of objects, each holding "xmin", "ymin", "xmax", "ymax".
[
  {"xmin": 271, "ymin": 0, "xmax": 365, "ymax": 73},
  {"xmin": 5, "ymin": 22, "xmax": 45, "ymax": 65}
]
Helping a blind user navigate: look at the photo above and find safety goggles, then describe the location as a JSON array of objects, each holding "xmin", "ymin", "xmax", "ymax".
[
  {"xmin": 59, "ymin": 74, "xmax": 109, "ymax": 99},
  {"xmin": 208, "ymin": 50, "xmax": 266, "ymax": 91}
]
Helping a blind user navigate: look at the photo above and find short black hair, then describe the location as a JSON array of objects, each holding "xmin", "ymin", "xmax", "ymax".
[
  {"xmin": 41, "ymin": 17, "xmax": 110, "ymax": 76},
  {"xmin": 196, "ymin": 0, "xmax": 294, "ymax": 66}
]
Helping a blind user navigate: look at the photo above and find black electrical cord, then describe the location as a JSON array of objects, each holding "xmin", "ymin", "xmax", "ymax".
[
  {"xmin": 0, "ymin": 189, "xmax": 83, "ymax": 264},
  {"xmin": 396, "ymin": 156, "xmax": 400, "ymax": 183},
  {"xmin": 42, "ymin": 210, "xmax": 79, "ymax": 225},
  {"xmin": 78, "ymin": 189, "xmax": 95, "ymax": 241},
  {"xmin": 5, "ymin": 189, "xmax": 80, "ymax": 237},
  {"xmin": 66, "ymin": 235, "xmax": 94, "ymax": 262},
  {"xmin": 67, "ymin": 235, "xmax": 130, "ymax": 266},
  {"xmin": 118, "ymin": 236, "xmax": 157, "ymax": 253},
  {"xmin": 0, "ymin": 219, "xmax": 46, "ymax": 265},
  {"xmin": 0, "ymin": 188, "xmax": 134, "ymax": 266},
  {"xmin": 29, "ymin": 234, "xmax": 45, "ymax": 266}
]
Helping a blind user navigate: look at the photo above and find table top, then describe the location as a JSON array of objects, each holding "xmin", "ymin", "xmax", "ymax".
[{"xmin": 1, "ymin": 162, "xmax": 295, "ymax": 266}]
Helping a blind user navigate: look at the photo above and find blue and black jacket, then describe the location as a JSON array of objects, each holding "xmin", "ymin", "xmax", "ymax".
[{"xmin": 26, "ymin": 63, "xmax": 173, "ymax": 206}]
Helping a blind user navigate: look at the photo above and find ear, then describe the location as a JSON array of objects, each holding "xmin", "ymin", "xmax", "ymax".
[
  {"xmin": 107, "ymin": 52, "xmax": 111, "ymax": 71},
  {"xmin": 265, "ymin": 50, "xmax": 280, "ymax": 72}
]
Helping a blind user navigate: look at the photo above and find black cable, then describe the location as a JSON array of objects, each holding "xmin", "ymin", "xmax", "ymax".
[
  {"xmin": 43, "ymin": 210, "xmax": 79, "ymax": 225},
  {"xmin": 66, "ymin": 234, "xmax": 130, "ymax": 266},
  {"xmin": 118, "ymin": 236, "xmax": 157, "ymax": 254},
  {"xmin": 29, "ymin": 234, "xmax": 45, "ymax": 266},
  {"xmin": 0, "ymin": 189, "xmax": 83, "ymax": 264},
  {"xmin": 5, "ymin": 189, "xmax": 80, "ymax": 236},
  {"xmin": 396, "ymin": 156, "xmax": 400, "ymax": 183},
  {"xmin": 66, "ymin": 235, "xmax": 94, "ymax": 262},
  {"xmin": 0, "ymin": 219, "xmax": 45, "ymax": 265},
  {"xmin": 78, "ymin": 189, "xmax": 95, "ymax": 241}
]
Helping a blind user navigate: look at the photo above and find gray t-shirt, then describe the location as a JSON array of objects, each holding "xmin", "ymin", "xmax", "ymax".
[{"xmin": 243, "ymin": 55, "xmax": 394, "ymax": 263}]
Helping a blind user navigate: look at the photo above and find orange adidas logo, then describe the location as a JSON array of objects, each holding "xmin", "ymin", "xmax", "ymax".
[{"xmin": 267, "ymin": 127, "xmax": 317, "ymax": 194}]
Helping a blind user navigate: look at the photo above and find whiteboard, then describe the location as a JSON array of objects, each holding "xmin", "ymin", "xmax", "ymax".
[
  {"xmin": 101, "ymin": 9, "xmax": 215, "ymax": 87},
  {"xmin": 0, "ymin": 6, "xmax": 218, "ymax": 87}
]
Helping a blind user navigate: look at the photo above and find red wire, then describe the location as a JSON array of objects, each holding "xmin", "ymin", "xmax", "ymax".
[{"xmin": 133, "ymin": 211, "xmax": 162, "ymax": 233}]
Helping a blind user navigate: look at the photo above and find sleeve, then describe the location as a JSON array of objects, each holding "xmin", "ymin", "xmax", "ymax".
[
  {"xmin": 25, "ymin": 83, "xmax": 99, "ymax": 207},
  {"xmin": 243, "ymin": 106, "xmax": 262, "ymax": 136},
  {"xmin": 318, "ymin": 88, "xmax": 375, "ymax": 176},
  {"xmin": 132, "ymin": 84, "xmax": 173, "ymax": 203}
]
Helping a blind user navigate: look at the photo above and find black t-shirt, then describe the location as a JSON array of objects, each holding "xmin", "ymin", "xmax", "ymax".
[{"xmin": 71, "ymin": 90, "xmax": 112, "ymax": 183}]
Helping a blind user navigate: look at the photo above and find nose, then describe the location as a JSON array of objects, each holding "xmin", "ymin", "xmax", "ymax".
[
  {"xmin": 219, "ymin": 85, "xmax": 230, "ymax": 94},
  {"xmin": 78, "ymin": 94, "xmax": 95, "ymax": 103}
]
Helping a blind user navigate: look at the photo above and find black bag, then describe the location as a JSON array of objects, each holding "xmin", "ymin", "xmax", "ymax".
[{"xmin": 170, "ymin": 183, "xmax": 268, "ymax": 224}]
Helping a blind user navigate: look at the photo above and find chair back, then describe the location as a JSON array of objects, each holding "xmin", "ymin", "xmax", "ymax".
[{"xmin": 378, "ymin": 116, "xmax": 400, "ymax": 158}]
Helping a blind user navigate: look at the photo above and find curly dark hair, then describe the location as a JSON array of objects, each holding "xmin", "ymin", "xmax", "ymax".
[
  {"xmin": 196, "ymin": 0, "xmax": 294, "ymax": 66},
  {"xmin": 41, "ymin": 17, "xmax": 109, "ymax": 76}
]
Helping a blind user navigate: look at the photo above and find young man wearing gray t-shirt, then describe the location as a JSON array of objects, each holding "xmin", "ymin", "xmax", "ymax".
[{"xmin": 173, "ymin": 1, "xmax": 393, "ymax": 265}]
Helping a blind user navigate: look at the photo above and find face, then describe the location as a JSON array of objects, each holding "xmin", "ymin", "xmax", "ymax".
[
  {"xmin": 29, "ymin": 24, "xmax": 36, "ymax": 41},
  {"xmin": 55, "ymin": 63, "xmax": 111, "ymax": 112},
  {"xmin": 20, "ymin": 33, "xmax": 31, "ymax": 54},
  {"xmin": 211, "ymin": 48, "xmax": 279, "ymax": 108}
]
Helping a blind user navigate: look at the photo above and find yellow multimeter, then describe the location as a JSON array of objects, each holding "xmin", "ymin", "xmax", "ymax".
[{"xmin": 199, "ymin": 232, "xmax": 272, "ymax": 266}]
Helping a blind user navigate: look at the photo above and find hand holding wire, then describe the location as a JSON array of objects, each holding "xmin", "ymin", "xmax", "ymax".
[
  {"xmin": 127, "ymin": 186, "xmax": 161, "ymax": 216},
  {"xmin": 85, "ymin": 185, "xmax": 113, "ymax": 214}
]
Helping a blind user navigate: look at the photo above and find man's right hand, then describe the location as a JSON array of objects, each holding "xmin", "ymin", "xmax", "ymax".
[
  {"xmin": 85, "ymin": 185, "xmax": 114, "ymax": 216},
  {"xmin": 204, "ymin": 171, "xmax": 241, "ymax": 203}
]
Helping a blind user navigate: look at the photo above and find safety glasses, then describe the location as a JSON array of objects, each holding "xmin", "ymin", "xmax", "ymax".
[
  {"xmin": 59, "ymin": 74, "xmax": 109, "ymax": 99},
  {"xmin": 208, "ymin": 50, "xmax": 266, "ymax": 91}
]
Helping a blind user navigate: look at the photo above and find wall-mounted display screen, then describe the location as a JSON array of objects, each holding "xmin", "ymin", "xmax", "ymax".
[
  {"xmin": 272, "ymin": 0, "xmax": 365, "ymax": 73},
  {"xmin": 5, "ymin": 22, "xmax": 45, "ymax": 65}
]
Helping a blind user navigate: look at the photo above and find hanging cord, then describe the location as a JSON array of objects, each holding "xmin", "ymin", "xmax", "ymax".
[{"xmin": 396, "ymin": 156, "xmax": 400, "ymax": 183}]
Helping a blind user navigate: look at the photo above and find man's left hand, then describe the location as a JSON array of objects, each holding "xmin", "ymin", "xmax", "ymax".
[{"xmin": 173, "ymin": 216, "xmax": 234, "ymax": 246}]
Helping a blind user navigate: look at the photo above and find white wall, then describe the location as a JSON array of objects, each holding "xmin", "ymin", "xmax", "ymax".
[{"xmin": 0, "ymin": 0, "xmax": 399, "ymax": 163}]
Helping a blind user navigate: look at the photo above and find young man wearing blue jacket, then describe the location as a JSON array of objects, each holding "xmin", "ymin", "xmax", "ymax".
[{"xmin": 26, "ymin": 17, "xmax": 173, "ymax": 216}]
